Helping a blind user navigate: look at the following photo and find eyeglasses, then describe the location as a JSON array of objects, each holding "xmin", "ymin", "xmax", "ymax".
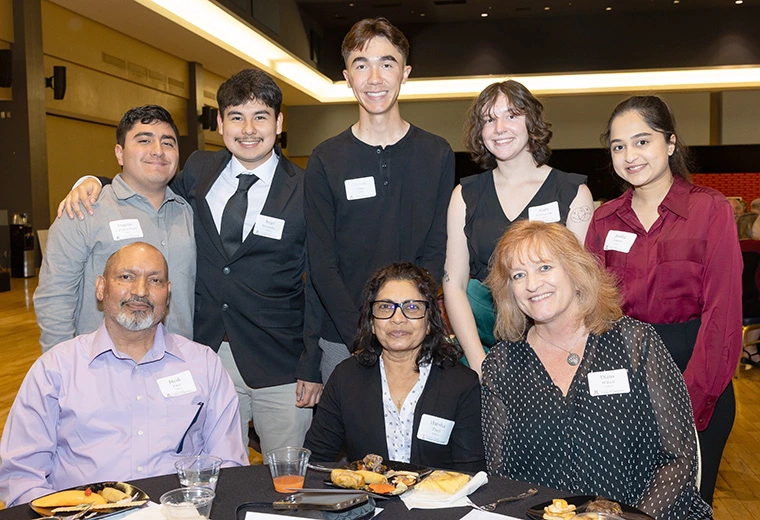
[{"xmin": 371, "ymin": 299, "xmax": 429, "ymax": 320}]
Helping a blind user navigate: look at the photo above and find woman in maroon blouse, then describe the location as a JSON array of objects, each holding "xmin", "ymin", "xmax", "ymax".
[{"xmin": 585, "ymin": 96, "xmax": 742, "ymax": 506}]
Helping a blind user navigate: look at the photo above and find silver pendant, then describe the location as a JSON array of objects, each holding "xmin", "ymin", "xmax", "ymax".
[{"xmin": 567, "ymin": 353, "xmax": 580, "ymax": 366}]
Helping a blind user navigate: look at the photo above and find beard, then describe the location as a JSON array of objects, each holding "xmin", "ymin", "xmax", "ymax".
[{"xmin": 115, "ymin": 296, "xmax": 162, "ymax": 331}]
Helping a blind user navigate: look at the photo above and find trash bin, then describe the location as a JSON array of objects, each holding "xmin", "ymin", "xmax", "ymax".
[{"xmin": 10, "ymin": 224, "xmax": 35, "ymax": 278}]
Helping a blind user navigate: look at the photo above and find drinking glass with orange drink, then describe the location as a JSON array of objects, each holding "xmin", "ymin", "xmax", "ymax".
[{"xmin": 265, "ymin": 446, "xmax": 311, "ymax": 492}]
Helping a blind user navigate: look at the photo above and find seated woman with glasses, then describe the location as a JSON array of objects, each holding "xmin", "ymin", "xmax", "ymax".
[{"xmin": 304, "ymin": 263, "xmax": 485, "ymax": 471}]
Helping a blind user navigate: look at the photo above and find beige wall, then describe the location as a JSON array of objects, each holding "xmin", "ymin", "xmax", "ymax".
[
  {"xmin": 45, "ymin": 115, "xmax": 118, "ymax": 221},
  {"xmin": 39, "ymin": 1, "xmax": 193, "ymax": 220},
  {"xmin": 722, "ymin": 90, "xmax": 760, "ymax": 145}
]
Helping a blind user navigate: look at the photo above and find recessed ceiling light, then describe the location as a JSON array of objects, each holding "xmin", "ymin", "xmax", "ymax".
[
  {"xmin": 481, "ymin": 12, "xmax": 489, "ymax": 17},
  {"xmin": 606, "ymin": 6, "xmax": 612, "ymax": 10},
  {"xmin": 673, "ymin": 0, "xmax": 679, "ymax": 3},
  {"xmin": 544, "ymin": 6, "xmax": 551, "ymax": 10},
  {"xmin": 348, "ymin": 2, "xmax": 354, "ymax": 6},
  {"xmin": 420, "ymin": 12, "xmax": 426, "ymax": 16},
  {"xmin": 735, "ymin": 0, "xmax": 743, "ymax": 4}
]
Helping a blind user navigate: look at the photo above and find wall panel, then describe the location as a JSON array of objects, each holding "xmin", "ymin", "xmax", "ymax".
[{"xmin": 44, "ymin": 114, "xmax": 117, "ymax": 223}]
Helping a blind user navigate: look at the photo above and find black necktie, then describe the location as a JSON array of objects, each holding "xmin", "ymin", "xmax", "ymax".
[{"xmin": 220, "ymin": 173, "xmax": 259, "ymax": 257}]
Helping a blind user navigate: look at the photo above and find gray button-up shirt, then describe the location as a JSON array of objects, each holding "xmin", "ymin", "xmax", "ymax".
[{"xmin": 34, "ymin": 174, "xmax": 196, "ymax": 352}]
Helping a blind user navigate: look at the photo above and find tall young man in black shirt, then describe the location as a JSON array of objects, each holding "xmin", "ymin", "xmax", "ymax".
[{"xmin": 304, "ymin": 18, "xmax": 455, "ymax": 381}]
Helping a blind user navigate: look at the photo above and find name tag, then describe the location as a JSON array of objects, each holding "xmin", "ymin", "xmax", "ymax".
[
  {"xmin": 344, "ymin": 177, "xmax": 377, "ymax": 201},
  {"xmin": 416, "ymin": 414, "xmax": 455, "ymax": 445},
  {"xmin": 157, "ymin": 370, "xmax": 197, "ymax": 398},
  {"xmin": 109, "ymin": 219, "xmax": 143, "ymax": 241},
  {"xmin": 253, "ymin": 214, "xmax": 285, "ymax": 240},
  {"xmin": 528, "ymin": 201, "xmax": 561, "ymax": 223},
  {"xmin": 587, "ymin": 369, "xmax": 630, "ymax": 396},
  {"xmin": 603, "ymin": 230, "xmax": 637, "ymax": 253}
]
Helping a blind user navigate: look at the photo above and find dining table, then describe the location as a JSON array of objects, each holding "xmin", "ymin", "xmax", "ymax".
[{"xmin": 0, "ymin": 464, "xmax": 563, "ymax": 520}]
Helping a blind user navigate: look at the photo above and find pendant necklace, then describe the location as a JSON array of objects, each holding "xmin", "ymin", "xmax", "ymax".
[{"xmin": 533, "ymin": 327, "xmax": 587, "ymax": 366}]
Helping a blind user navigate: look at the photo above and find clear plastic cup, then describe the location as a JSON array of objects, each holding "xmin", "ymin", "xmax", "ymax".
[
  {"xmin": 174, "ymin": 455, "xmax": 222, "ymax": 491},
  {"xmin": 160, "ymin": 487, "xmax": 215, "ymax": 519},
  {"xmin": 265, "ymin": 446, "xmax": 311, "ymax": 493}
]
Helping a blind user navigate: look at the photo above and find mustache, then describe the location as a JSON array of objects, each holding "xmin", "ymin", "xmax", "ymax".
[{"xmin": 120, "ymin": 295, "xmax": 154, "ymax": 311}]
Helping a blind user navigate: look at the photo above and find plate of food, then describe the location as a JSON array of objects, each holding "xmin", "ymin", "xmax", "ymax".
[
  {"xmin": 526, "ymin": 496, "xmax": 655, "ymax": 520},
  {"xmin": 30, "ymin": 481, "xmax": 149, "ymax": 518},
  {"xmin": 326, "ymin": 454, "xmax": 432, "ymax": 495}
]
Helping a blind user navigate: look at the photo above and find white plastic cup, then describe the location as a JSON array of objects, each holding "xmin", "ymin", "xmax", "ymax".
[
  {"xmin": 160, "ymin": 486, "xmax": 215, "ymax": 519},
  {"xmin": 174, "ymin": 455, "xmax": 222, "ymax": 491},
  {"xmin": 265, "ymin": 446, "xmax": 311, "ymax": 493}
]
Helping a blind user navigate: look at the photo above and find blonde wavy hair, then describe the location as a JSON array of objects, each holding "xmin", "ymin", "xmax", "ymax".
[{"xmin": 485, "ymin": 221, "xmax": 623, "ymax": 342}]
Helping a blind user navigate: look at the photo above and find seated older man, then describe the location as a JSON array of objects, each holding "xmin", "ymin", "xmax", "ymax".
[{"xmin": 0, "ymin": 242, "xmax": 248, "ymax": 507}]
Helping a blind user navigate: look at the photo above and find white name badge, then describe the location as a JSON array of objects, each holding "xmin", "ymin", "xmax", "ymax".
[
  {"xmin": 587, "ymin": 368, "xmax": 630, "ymax": 397},
  {"xmin": 157, "ymin": 370, "xmax": 197, "ymax": 398},
  {"xmin": 528, "ymin": 201, "xmax": 561, "ymax": 223},
  {"xmin": 109, "ymin": 219, "xmax": 143, "ymax": 241},
  {"xmin": 344, "ymin": 177, "xmax": 377, "ymax": 201},
  {"xmin": 416, "ymin": 414, "xmax": 455, "ymax": 446},
  {"xmin": 253, "ymin": 214, "xmax": 285, "ymax": 240},
  {"xmin": 603, "ymin": 230, "xmax": 637, "ymax": 253}
]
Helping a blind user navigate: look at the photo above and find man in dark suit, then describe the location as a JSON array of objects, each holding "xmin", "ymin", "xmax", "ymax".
[{"xmin": 59, "ymin": 70, "xmax": 321, "ymax": 456}]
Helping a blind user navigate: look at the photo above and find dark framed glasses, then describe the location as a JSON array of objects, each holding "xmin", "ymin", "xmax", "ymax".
[{"xmin": 371, "ymin": 299, "xmax": 429, "ymax": 320}]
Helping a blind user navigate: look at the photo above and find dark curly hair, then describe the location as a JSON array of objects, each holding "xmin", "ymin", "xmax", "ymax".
[
  {"xmin": 353, "ymin": 263, "xmax": 461, "ymax": 370},
  {"xmin": 602, "ymin": 95, "xmax": 692, "ymax": 183},
  {"xmin": 464, "ymin": 80, "xmax": 552, "ymax": 170},
  {"xmin": 116, "ymin": 105, "xmax": 179, "ymax": 147},
  {"xmin": 216, "ymin": 68, "xmax": 282, "ymax": 118}
]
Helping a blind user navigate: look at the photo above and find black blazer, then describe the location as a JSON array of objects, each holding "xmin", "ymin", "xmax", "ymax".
[
  {"xmin": 304, "ymin": 357, "xmax": 486, "ymax": 472},
  {"xmin": 171, "ymin": 148, "xmax": 320, "ymax": 387}
]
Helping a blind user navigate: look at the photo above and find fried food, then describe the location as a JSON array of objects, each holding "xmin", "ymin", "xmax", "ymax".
[
  {"xmin": 414, "ymin": 470, "xmax": 471, "ymax": 495},
  {"xmin": 586, "ymin": 498, "xmax": 622, "ymax": 514},
  {"xmin": 32, "ymin": 489, "xmax": 108, "ymax": 508},
  {"xmin": 543, "ymin": 498, "xmax": 577, "ymax": 520},
  {"xmin": 362, "ymin": 454, "xmax": 384, "ymax": 472},
  {"xmin": 100, "ymin": 486, "xmax": 130, "ymax": 503},
  {"xmin": 354, "ymin": 470, "xmax": 388, "ymax": 485},
  {"xmin": 330, "ymin": 469, "xmax": 365, "ymax": 490}
]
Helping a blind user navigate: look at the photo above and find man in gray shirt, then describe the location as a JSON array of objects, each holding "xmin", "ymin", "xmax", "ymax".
[{"xmin": 34, "ymin": 105, "xmax": 195, "ymax": 352}]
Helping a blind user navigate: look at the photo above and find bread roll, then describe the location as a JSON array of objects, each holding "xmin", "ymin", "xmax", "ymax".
[
  {"xmin": 330, "ymin": 469, "xmax": 365, "ymax": 489},
  {"xmin": 414, "ymin": 470, "xmax": 471, "ymax": 494},
  {"xmin": 354, "ymin": 470, "xmax": 387, "ymax": 485}
]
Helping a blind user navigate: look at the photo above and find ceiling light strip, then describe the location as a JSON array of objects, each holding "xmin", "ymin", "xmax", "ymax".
[{"xmin": 136, "ymin": 0, "xmax": 760, "ymax": 103}]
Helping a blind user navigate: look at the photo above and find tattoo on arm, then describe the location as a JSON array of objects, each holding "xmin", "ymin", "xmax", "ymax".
[
  {"xmin": 443, "ymin": 271, "xmax": 450, "ymax": 283},
  {"xmin": 569, "ymin": 205, "xmax": 592, "ymax": 223}
]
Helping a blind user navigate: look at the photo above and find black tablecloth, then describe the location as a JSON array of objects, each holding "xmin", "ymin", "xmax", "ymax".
[{"xmin": 0, "ymin": 465, "xmax": 560, "ymax": 519}]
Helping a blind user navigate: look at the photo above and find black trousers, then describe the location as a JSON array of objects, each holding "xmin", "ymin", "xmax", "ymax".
[{"xmin": 653, "ymin": 320, "xmax": 735, "ymax": 506}]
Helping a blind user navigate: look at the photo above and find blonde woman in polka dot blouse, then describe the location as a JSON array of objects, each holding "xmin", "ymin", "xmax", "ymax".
[{"xmin": 481, "ymin": 221, "xmax": 711, "ymax": 520}]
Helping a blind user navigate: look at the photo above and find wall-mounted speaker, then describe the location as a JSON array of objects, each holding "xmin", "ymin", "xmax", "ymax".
[
  {"xmin": 45, "ymin": 65, "xmax": 66, "ymax": 100},
  {"xmin": 199, "ymin": 105, "xmax": 218, "ymax": 131},
  {"xmin": 0, "ymin": 49, "xmax": 11, "ymax": 88}
]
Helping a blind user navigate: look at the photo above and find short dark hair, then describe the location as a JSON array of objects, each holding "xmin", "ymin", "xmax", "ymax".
[
  {"xmin": 353, "ymin": 263, "xmax": 461, "ymax": 370},
  {"xmin": 216, "ymin": 69, "xmax": 282, "ymax": 118},
  {"xmin": 341, "ymin": 17, "xmax": 410, "ymax": 66},
  {"xmin": 602, "ymin": 95, "xmax": 692, "ymax": 183},
  {"xmin": 464, "ymin": 81, "xmax": 553, "ymax": 170},
  {"xmin": 116, "ymin": 105, "xmax": 179, "ymax": 147}
]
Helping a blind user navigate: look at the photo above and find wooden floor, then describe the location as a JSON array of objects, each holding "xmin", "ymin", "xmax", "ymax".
[{"xmin": 0, "ymin": 275, "xmax": 758, "ymax": 517}]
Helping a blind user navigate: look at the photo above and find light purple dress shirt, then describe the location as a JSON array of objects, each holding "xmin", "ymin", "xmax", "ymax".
[{"xmin": 0, "ymin": 322, "xmax": 248, "ymax": 507}]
